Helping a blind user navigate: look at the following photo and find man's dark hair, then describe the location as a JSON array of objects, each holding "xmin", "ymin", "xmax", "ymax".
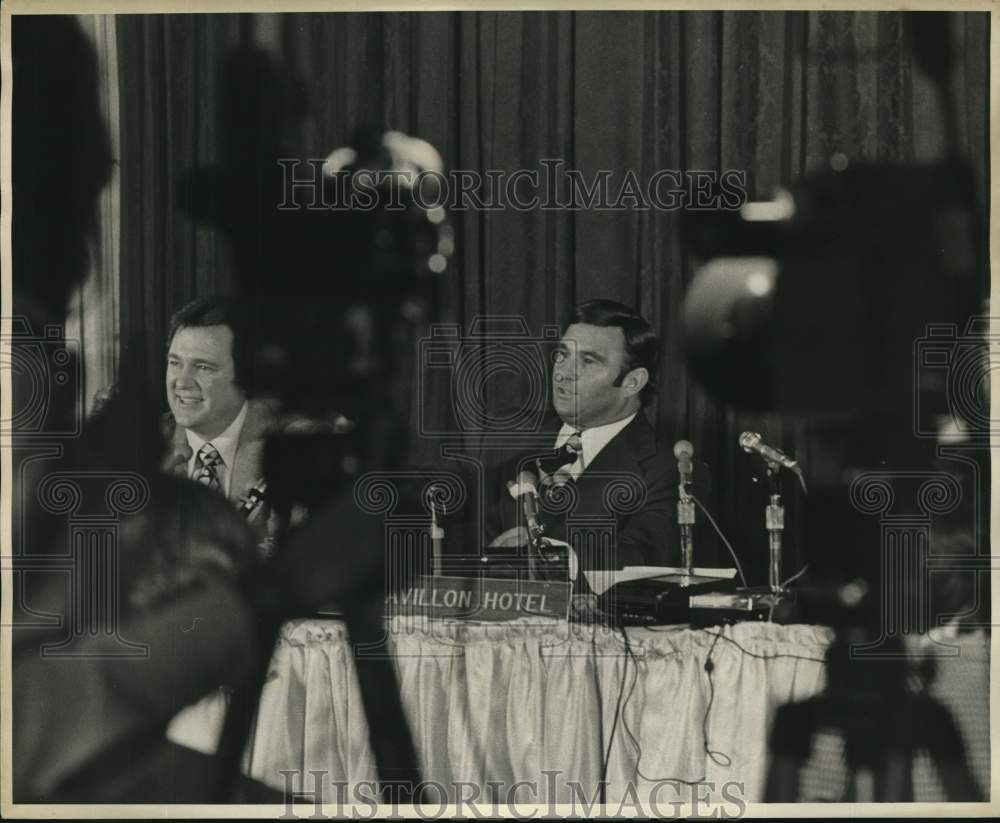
[
  {"xmin": 571, "ymin": 299, "xmax": 659, "ymax": 404},
  {"xmin": 167, "ymin": 296, "xmax": 254, "ymax": 393}
]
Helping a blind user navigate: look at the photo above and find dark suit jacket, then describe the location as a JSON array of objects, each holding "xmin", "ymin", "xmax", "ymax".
[{"xmin": 484, "ymin": 411, "xmax": 682, "ymax": 570}]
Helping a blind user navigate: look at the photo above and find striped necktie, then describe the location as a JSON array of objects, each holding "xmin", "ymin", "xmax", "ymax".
[{"xmin": 193, "ymin": 442, "xmax": 223, "ymax": 491}]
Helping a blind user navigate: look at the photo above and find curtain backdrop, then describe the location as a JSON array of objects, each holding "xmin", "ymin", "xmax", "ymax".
[
  {"xmin": 65, "ymin": 14, "xmax": 121, "ymax": 415},
  {"xmin": 114, "ymin": 11, "xmax": 989, "ymax": 578}
]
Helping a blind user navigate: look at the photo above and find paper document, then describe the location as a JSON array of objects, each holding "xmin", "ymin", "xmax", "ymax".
[{"xmin": 583, "ymin": 566, "xmax": 737, "ymax": 596}]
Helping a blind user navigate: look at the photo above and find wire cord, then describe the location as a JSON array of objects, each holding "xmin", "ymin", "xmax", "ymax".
[
  {"xmin": 604, "ymin": 625, "xmax": 826, "ymax": 787},
  {"xmin": 688, "ymin": 493, "xmax": 748, "ymax": 588}
]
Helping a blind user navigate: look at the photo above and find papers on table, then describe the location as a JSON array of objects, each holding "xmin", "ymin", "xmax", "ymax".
[{"xmin": 583, "ymin": 565, "xmax": 737, "ymax": 596}]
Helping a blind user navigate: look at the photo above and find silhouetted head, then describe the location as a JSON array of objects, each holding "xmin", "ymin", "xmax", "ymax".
[{"xmin": 12, "ymin": 16, "xmax": 113, "ymax": 321}]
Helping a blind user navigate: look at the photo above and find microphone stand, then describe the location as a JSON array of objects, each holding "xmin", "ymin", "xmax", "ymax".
[
  {"xmin": 765, "ymin": 461, "xmax": 785, "ymax": 594},
  {"xmin": 678, "ymin": 481, "xmax": 696, "ymax": 580},
  {"xmin": 428, "ymin": 487, "xmax": 444, "ymax": 577},
  {"xmin": 527, "ymin": 486, "xmax": 577, "ymax": 583},
  {"xmin": 730, "ymin": 461, "xmax": 790, "ymax": 615},
  {"xmin": 525, "ymin": 493, "xmax": 548, "ymax": 581},
  {"xmin": 673, "ymin": 441, "xmax": 696, "ymax": 583},
  {"xmin": 705, "ymin": 456, "xmax": 795, "ymax": 622}
]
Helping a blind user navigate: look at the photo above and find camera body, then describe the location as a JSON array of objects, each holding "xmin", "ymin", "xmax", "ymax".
[{"xmin": 682, "ymin": 160, "xmax": 984, "ymax": 421}]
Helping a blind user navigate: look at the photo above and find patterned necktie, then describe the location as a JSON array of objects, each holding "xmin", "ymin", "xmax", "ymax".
[
  {"xmin": 561, "ymin": 431, "xmax": 583, "ymax": 467},
  {"xmin": 193, "ymin": 442, "xmax": 223, "ymax": 491},
  {"xmin": 540, "ymin": 430, "xmax": 583, "ymax": 500}
]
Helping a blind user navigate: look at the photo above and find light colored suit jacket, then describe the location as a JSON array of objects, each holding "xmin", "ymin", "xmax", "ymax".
[{"xmin": 162, "ymin": 399, "xmax": 277, "ymax": 523}]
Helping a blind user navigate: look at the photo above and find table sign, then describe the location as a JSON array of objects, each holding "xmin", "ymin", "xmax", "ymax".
[{"xmin": 385, "ymin": 575, "xmax": 570, "ymax": 621}]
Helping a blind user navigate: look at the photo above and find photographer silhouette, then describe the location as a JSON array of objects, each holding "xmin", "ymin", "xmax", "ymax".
[{"xmin": 11, "ymin": 20, "xmax": 447, "ymax": 804}]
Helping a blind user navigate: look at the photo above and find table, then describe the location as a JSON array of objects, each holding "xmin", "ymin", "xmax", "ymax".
[{"xmin": 240, "ymin": 618, "xmax": 834, "ymax": 805}]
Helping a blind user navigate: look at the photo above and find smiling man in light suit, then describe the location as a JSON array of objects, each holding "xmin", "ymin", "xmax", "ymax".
[{"xmin": 163, "ymin": 297, "xmax": 275, "ymax": 528}]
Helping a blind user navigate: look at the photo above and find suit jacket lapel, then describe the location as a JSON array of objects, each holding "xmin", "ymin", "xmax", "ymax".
[
  {"xmin": 228, "ymin": 400, "xmax": 273, "ymax": 502},
  {"xmin": 161, "ymin": 414, "xmax": 193, "ymax": 476},
  {"xmin": 574, "ymin": 413, "xmax": 654, "ymax": 514},
  {"xmin": 171, "ymin": 424, "xmax": 188, "ymax": 469},
  {"xmin": 582, "ymin": 414, "xmax": 653, "ymax": 474}
]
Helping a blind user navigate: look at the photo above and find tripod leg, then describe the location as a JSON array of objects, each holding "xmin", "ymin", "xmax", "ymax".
[{"xmin": 875, "ymin": 755, "xmax": 913, "ymax": 802}]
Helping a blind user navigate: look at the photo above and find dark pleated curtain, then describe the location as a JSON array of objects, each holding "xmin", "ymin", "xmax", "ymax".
[{"xmin": 116, "ymin": 11, "xmax": 988, "ymax": 577}]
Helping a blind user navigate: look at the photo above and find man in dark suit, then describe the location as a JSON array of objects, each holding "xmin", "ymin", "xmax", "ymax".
[
  {"xmin": 484, "ymin": 299, "xmax": 681, "ymax": 572},
  {"xmin": 162, "ymin": 297, "xmax": 275, "ymax": 532}
]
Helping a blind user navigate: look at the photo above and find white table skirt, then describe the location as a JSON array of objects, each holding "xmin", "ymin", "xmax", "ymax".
[{"xmin": 236, "ymin": 618, "xmax": 833, "ymax": 804}]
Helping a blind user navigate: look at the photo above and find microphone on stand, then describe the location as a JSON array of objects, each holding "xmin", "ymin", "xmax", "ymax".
[
  {"xmin": 673, "ymin": 440, "xmax": 696, "ymax": 576},
  {"xmin": 508, "ymin": 469, "xmax": 563, "ymax": 580},
  {"xmin": 507, "ymin": 470, "xmax": 545, "ymax": 545},
  {"xmin": 739, "ymin": 432, "xmax": 806, "ymax": 593},
  {"xmin": 738, "ymin": 431, "xmax": 799, "ymax": 471},
  {"xmin": 739, "ymin": 431, "xmax": 807, "ymax": 494},
  {"xmin": 426, "ymin": 485, "xmax": 445, "ymax": 576}
]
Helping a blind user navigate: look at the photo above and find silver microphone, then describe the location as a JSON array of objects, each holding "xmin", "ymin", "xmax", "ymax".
[
  {"xmin": 507, "ymin": 470, "xmax": 544, "ymax": 543},
  {"xmin": 673, "ymin": 440, "xmax": 694, "ymax": 492},
  {"xmin": 673, "ymin": 440, "xmax": 696, "ymax": 575},
  {"xmin": 739, "ymin": 431, "xmax": 800, "ymax": 472},
  {"xmin": 426, "ymin": 484, "xmax": 445, "ymax": 576}
]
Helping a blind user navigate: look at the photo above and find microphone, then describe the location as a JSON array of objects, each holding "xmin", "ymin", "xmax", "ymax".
[
  {"xmin": 507, "ymin": 470, "xmax": 544, "ymax": 544},
  {"xmin": 426, "ymin": 484, "xmax": 445, "ymax": 576},
  {"xmin": 673, "ymin": 440, "xmax": 696, "ymax": 575},
  {"xmin": 738, "ymin": 431, "xmax": 800, "ymax": 472},
  {"xmin": 673, "ymin": 440, "xmax": 694, "ymax": 492}
]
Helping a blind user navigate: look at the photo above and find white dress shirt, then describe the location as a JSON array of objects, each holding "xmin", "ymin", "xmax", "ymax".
[
  {"xmin": 184, "ymin": 401, "xmax": 249, "ymax": 496},
  {"xmin": 553, "ymin": 412, "xmax": 637, "ymax": 480}
]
